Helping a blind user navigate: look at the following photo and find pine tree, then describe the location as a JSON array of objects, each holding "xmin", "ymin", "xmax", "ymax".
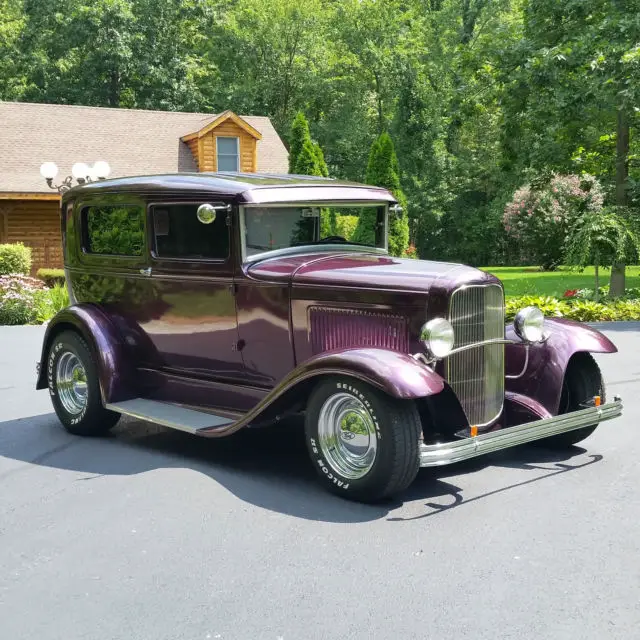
[
  {"xmin": 287, "ymin": 112, "xmax": 333, "ymax": 236},
  {"xmin": 353, "ymin": 133, "xmax": 409, "ymax": 256},
  {"xmin": 313, "ymin": 142, "xmax": 329, "ymax": 177},
  {"xmin": 288, "ymin": 112, "xmax": 311, "ymax": 174},
  {"xmin": 294, "ymin": 139, "xmax": 321, "ymax": 175},
  {"xmin": 288, "ymin": 111, "xmax": 330, "ymax": 179}
]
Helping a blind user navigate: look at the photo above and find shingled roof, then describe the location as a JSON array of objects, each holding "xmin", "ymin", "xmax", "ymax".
[{"xmin": 0, "ymin": 101, "xmax": 289, "ymax": 195}]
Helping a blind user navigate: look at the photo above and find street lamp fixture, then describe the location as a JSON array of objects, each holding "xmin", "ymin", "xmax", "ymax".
[{"xmin": 40, "ymin": 161, "xmax": 111, "ymax": 193}]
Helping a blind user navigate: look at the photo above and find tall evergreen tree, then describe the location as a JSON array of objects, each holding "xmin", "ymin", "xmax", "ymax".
[
  {"xmin": 288, "ymin": 111, "xmax": 330, "ymax": 178},
  {"xmin": 295, "ymin": 139, "xmax": 321, "ymax": 175},
  {"xmin": 313, "ymin": 142, "xmax": 329, "ymax": 177},
  {"xmin": 353, "ymin": 133, "xmax": 409, "ymax": 256},
  {"xmin": 288, "ymin": 112, "xmax": 311, "ymax": 173}
]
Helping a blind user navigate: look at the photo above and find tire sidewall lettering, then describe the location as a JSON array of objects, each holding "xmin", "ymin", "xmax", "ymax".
[
  {"xmin": 315, "ymin": 456, "xmax": 349, "ymax": 490},
  {"xmin": 335, "ymin": 381, "xmax": 382, "ymax": 440}
]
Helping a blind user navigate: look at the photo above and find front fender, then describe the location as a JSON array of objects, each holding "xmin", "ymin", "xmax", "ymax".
[
  {"xmin": 200, "ymin": 348, "xmax": 445, "ymax": 437},
  {"xmin": 36, "ymin": 304, "xmax": 138, "ymax": 403},
  {"xmin": 505, "ymin": 317, "xmax": 617, "ymax": 415},
  {"xmin": 291, "ymin": 348, "xmax": 445, "ymax": 399}
]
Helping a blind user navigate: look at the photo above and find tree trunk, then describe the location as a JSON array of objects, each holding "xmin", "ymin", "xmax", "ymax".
[{"xmin": 610, "ymin": 107, "xmax": 630, "ymax": 297}]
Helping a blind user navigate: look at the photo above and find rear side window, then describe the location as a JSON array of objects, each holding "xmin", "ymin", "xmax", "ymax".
[
  {"xmin": 84, "ymin": 205, "xmax": 144, "ymax": 256},
  {"xmin": 152, "ymin": 203, "xmax": 230, "ymax": 260}
]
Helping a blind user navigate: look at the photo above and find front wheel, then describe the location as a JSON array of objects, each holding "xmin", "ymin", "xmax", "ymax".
[
  {"xmin": 47, "ymin": 331, "xmax": 120, "ymax": 436},
  {"xmin": 304, "ymin": 377, "xmax": 422, "ymax": 502},
  {"xmin": 538, "ymin": 353, "xmax": 605, "ymax": 448}
]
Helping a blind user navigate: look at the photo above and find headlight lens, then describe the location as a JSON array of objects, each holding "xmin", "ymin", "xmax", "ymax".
[
  {"xmin": 514, "ymin": 306, "xmax": 545, "ymax": 342},
  {"xmin": 420, "ymin": 318, "xmax": 455, "ymax": 358}
]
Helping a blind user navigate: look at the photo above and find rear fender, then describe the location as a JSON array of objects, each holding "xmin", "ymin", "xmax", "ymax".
[
  {"xmin": 505, "ymin": 318, "xmax": 617, "ymax": 415},
  {"xmin": 36, "ymin": 304, "xmax": 138, "ymax": 403}
]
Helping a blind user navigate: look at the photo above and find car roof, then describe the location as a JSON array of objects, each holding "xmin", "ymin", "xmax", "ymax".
[{"xmin": 62, "ymin": 172, "xmax": 397, "ymax": 205}]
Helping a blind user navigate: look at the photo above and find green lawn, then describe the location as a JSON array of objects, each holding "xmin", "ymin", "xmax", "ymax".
[{"xmin": 481, "ymin": 266, "xmax": 640, "ymax": 297}]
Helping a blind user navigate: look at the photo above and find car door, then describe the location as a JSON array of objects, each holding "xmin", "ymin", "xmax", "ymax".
[
  {"xmin": 141, "ymin": 200, "xmax": 244, "ymax": 382},
  {"xmin": 70, "ymin": 195, "xmax": 155, "ymax": 339}
]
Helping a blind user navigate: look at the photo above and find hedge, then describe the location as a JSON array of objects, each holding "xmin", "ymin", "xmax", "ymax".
[
  {"xmin": 506, "ymin": 295, "xmax": 640, "ymax": 322},
  {"xmin": 0, "ymin": 243, "xmax": 32, "ymax": 276},
  {"xmin": 37, "ymin": 268, "xmax": 66, "ymax": 287}
]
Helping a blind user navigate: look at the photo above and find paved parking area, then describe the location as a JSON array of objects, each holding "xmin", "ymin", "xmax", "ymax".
[{"xmin": 1, "ymin": 324, "xmax": 639, "ymax": 639}]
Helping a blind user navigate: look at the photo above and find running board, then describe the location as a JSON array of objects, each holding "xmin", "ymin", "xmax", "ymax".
[{"xmin": 106, "ymin": 399, "xmax": 233, "ymax": 435}]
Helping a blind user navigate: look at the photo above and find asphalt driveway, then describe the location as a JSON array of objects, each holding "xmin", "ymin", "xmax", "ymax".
[{"xmin": 1, "ymin": 324, "xmax": 639, "ymax": 639}]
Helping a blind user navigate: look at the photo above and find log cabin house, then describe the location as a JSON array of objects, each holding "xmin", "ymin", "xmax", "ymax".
[{"xmin": 0, "ymin": 102, "xmax": 289, "ymax": 273}]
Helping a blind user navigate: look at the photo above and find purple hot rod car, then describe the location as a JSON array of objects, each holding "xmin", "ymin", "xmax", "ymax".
[{"xmin": 36, "ymin": 173, "xmax": 622, "ymax": 502}]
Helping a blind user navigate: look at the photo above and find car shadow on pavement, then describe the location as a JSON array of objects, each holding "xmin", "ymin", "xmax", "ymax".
[{"xmin": 0, "ymin": 412, "xmax": 602, "ymax": 524}]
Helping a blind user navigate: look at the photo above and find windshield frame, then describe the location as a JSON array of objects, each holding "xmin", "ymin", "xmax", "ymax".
[{"xmin": 239, "ymin": 201, "xmax": 390, "ymax": 264}]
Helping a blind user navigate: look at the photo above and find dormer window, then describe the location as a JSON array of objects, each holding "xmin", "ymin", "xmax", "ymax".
[{"xmin": 216, "ymin": 137, "xmax": 239, "ymax": 172}]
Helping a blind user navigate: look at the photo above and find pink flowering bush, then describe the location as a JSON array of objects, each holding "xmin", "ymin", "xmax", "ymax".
[
  {"xmin": 503, "ymin": 174, "xmax": 604, "ymax": 269},
  {"xmin": 0, "ymin": 274, "xmax": 50, "ymax": 325}
]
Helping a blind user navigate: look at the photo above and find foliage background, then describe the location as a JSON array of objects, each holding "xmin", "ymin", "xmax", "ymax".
[{"xmin": 1, "ymin": 0, "xmax": 639, "ymax": 266}]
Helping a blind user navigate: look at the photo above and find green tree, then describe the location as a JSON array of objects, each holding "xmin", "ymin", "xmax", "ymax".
[
  {"xmin": 354, "ymin": 132, "xmax": 409, "ymax": 256},
  {"xmin": 288, "ymin": 111, "xmax": 311, "ymax": 173},
  {"xmin": 565, "ymin": 207, "xmax": 640, "ymax": 301},
  {"xmin": 502, "ymin": 0, "xmax": 640, "ymax": 289},
  {"xmin": 295, "ymin": 139, "xmax": 321, "ymax": 175},
  {"xmin": 313, "ymin": 142, "xmax": 328, "ymax": 177},
  {"xmin": 288, "ymin": 111, "xmax": 329, "ymax": 178}
]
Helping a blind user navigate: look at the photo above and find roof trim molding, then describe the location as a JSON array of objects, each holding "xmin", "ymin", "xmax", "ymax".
[
  {"xmin": 181, "ymin": 110, "xmax": 263, "ymax": 142},
  {"xmin": 0, "ymin": 192, "xmax": 60, "ymax": 200}
]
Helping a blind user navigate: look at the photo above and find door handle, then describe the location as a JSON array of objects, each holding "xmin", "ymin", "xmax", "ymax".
[{"xmin": 139, "ymin": 267, "xmax": 152, "ymax": 277}]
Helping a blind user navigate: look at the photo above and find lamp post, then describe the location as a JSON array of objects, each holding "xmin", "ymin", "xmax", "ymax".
[{"xmin": 40, "ymin": 161, "xmax": 111, "ymax": 193}]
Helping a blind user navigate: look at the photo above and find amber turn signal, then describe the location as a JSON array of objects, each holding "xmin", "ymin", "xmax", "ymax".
[
  {"xmin": 470, "ymin": 425, "xmax": 478, "ymax": 437},
  {"xmin": 594, "ymin": 396, "xmax": 601, "ymax": 407}
]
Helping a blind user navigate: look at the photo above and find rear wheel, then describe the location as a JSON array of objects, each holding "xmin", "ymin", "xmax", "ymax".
[
  {"xmin": 304, "ymin": 377, "xmax": 422, "ymax": 502},
  {"xmin": 539, "ymin": 353, "xmax": 604, "ymax": 448},
  {"xmin": 47, "ymin": 331, "xmax": 120, "ymax": 436}
]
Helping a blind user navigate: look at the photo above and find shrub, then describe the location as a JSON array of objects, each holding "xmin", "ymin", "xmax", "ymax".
[
  {"xmin": 0, "ymin": 276, "xmax": 70, "ymax": 325},
  {"xmin": 0, "ymin": 243, "xmax": 32, "ymax": 275},
  {"xmin": 37, "ymin": 268, "xmax": 66, "ymax": 287},
  {"xmin": 505, "ymin": 294, "xmax": 640, "ymax": 322},
  {"xmin": 503, "ymin": 174, "xmax": 604, "ymax": 270},
  {"xmin": 334, "ymin": 214, "xmax": 358, "ymax": 241},
  {"xmin": 0, "ymin": 274, "xmax": 48, "ymax": 325},
  {"xmin": 47, "ymin": 283, "xmax": 70, "ymax": 314}
]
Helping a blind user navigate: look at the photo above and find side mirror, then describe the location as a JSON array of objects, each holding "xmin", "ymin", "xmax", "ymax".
[
  {"xmin": 196, "ymin": 202, "xmax": 231, "ymax": 225},
  {"xmin": 389, "ymin": 204, "xmax": 403, "ymax": 217}
]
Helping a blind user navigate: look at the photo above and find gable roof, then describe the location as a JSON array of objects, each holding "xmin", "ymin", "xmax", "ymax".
[
  {"xmin": 181, "ymin": 110, "xmax": 263, "ymax": 142},
  {"xmin": 0, "ymin": 101, "xmax": 288, "ymax": 195}
]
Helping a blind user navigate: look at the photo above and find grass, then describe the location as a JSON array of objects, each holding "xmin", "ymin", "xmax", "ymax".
[{"xmin": 480, "ymin": 265, "xmax": 640, "ymax": 297}]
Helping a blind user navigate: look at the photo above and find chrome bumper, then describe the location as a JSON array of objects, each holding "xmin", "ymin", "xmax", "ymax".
[{"xmin": 419, "ymin": 397, "xmax": 622, "ymax": 467}]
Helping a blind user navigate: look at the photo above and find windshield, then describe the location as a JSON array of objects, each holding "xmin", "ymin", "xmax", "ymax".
[{"xmin": 243, "ymin": 204, "xmax": 388, "ymax": 257}]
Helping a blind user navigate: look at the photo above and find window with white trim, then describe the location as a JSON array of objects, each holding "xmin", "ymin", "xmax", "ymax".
[{"xmin": 216, "ymin": 137, "xmax": 240, "ymax": 172}]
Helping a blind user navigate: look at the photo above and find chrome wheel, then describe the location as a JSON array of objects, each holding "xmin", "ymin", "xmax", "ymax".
[
  {"xmin": 56, "ymin": 351, "xmax": 88, "ymax": 415},
  {"xmin": 317, "ymin": 393, "xmax": 378, "ymax": 480}
]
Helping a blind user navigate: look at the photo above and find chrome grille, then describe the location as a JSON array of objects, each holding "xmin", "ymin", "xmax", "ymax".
[
  {"xmin": 309, "ymin": 307, "xmax": 409, "ymax": 354},
  {"xmin": 447, "ymin": 284, "xmax": 505, "ymax": 426}
]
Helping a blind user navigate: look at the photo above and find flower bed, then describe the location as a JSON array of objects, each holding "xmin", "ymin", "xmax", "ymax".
[
  {"xmin": 0, "ymin": 274, "xmax": 69, "ymax": 325},
  {"xmin": 506, "ymin": 292, "xmax": 640, "ymax": 322}
]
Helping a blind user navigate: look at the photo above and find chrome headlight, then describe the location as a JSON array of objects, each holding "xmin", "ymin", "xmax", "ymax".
[
  {"xmin": 514, "ymin": 306, "xmax": 545, "ymax": 342},
  {"xmin": 420, "ymin": 318, "xmax": 455, "ymax": 358}
]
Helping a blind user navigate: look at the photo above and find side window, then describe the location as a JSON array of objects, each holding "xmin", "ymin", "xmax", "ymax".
[
  {"xmin": 152, "ymin": 203, "xmax": 230, "ymax": 260},
  {"xmin": 83, "ymin": 204, "xmax": 144, "ymax": 256}
]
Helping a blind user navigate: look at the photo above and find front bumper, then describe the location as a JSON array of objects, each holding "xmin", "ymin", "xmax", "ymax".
[{"xmin": 419, "ymin": 397, "xmax": 622, "ymax": 467}]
